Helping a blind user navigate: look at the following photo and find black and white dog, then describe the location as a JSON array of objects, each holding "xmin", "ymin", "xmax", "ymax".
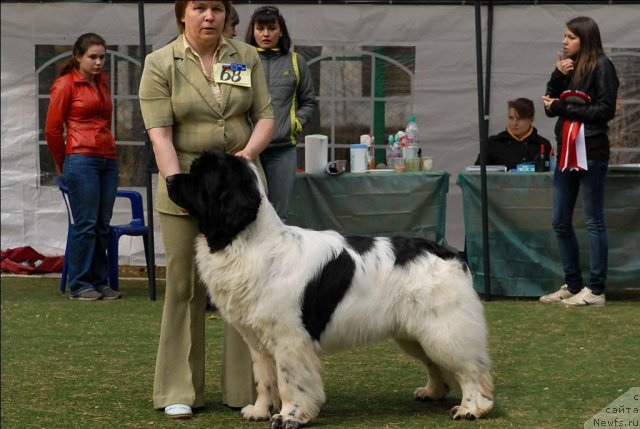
[{"xmin": 168, "ymin": 151, "xmax": 493, "ymax": 429}]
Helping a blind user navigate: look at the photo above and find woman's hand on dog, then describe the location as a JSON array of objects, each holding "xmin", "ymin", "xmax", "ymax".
[{"xmin": 234, "ymin": 147, "xmax": 255, "ymax": 161}]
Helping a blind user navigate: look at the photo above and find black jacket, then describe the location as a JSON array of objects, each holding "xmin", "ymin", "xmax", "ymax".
[
  {"xmin": 544, "ymin": 54, "xmax": 619, "ymax": 161},
  {"xmin": 474, "ymin": 128, "xmax": 552, "ymax": 171}
]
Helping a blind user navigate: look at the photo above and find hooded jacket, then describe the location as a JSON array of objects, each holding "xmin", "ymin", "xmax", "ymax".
[{"xmin": 258, "ymin": 49, "xmax": 317, "ymax": 148}]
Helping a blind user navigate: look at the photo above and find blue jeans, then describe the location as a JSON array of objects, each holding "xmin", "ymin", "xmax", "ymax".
[
  {"xmin": 260, "ymin": 146, "xmax": 297, "ymax": 223},
  {"xmin": 63, "ymin": 155, "xmax": 119, "ymax": 295},
  {"xmin": 552, "ymin": 160, "xmax": 608, "ymax": 295}
]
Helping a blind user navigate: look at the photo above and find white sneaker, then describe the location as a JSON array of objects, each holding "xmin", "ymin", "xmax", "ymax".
[
  {"xmin": 539, "ymin": 285, "xmax": 575, "ymax": 303},
  {"xmin": 563, "ymin": 287, "xmax": 605, "ymax": 307},
  {"xmin": 165, "ymin": 404, "xmax": 192, "ymax": 419}
]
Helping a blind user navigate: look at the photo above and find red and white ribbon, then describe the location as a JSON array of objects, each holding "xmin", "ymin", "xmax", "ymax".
[
  {"xmin": 558, "ymin": 90, "xmax": 591, "ymax": 172},
  {"xmin": 560, "ymin": 119, "xmax": 587, "ymax": 171}
]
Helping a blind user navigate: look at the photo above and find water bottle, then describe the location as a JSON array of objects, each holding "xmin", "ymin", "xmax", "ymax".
[
  {"xmin": 385, "ymin": 135, "xmax": 395, "ymax": 167},
  {"xmin": 360, "ymin": 134, "xmax": 372, "ymax": 169},
  {"xmin": 368, "ymin": 132, "xmax": 376, "ymax": 169},
  {"xmin": 393, "ymin": 134, "xmax": 402, "ymax": 159},
  {"xmin": 405, "ymin": 115, "xmax": 420, "ymax": 144}
]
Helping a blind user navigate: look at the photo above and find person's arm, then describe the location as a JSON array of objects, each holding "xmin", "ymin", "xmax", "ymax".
[
  {"xmin": 542, "ymin": 53, "xmax": 571, "ymax": 117},
  {"xmin": 235, "ymin": 118, "xmax": 274, "ymax": 161},
  {"xmin": 147, "ymin": 126, "xmax": 187, "ymax": 211},
  {"xmin": 474, "ymin": 152, "xmax": 482, "ymax": 166},
  {"xmin": 235, "ymin": 45, "xmax": 274, "ymax": 160},
  {"xmin": 139, "ymin": 47, "xmax": 180, "ymax": 177},
  {"xmin": 44, "ymin": 79, "xmax": 72, "ymax": 173},
  {"xmin": 147, "ymin": 126, "xmax": 180, "ymax": 179},
  {"xmin": 475, "ymin": 135, "xmax": 495, "ymax": 166},
  {"xmin": 295, "ymin": 55, "xmax": 317, "ymax": 127},
  {"xmin": 548, "ymin": 56, "xmax": 619, "ymax": 124}
]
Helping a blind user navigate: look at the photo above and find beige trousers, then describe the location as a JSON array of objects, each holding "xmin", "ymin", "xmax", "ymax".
[{"xmin": 153, "ymin": 213, "xmax": 256, "ymax": 409}]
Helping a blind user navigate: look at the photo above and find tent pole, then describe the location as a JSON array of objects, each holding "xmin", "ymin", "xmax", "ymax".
[
  {"xmin": 485, "ymin": 3, "xmax": 493, "ymax": 133},
  {"xmin": 475, "ymin": 1, "xmax": 492, "ymax": 300},
  {"xmin": 138, "ymin": 1, "xmax": 157, "ymax": 301}
]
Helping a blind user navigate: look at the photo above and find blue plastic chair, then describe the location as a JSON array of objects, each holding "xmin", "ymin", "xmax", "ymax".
[{"xmin": 54, "ymin": 176, "xmax": 155, "ymax": 299}]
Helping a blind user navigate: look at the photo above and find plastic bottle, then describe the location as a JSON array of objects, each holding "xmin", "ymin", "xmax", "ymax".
[
  {"xmin": 534, "ymin": 144, "xmax": 547, "ymax": 172},
  {"xmin": 393, "ymin": 134, "xmax": 402, "ymax": 159},
  {"xmin": 405, "ymin": 115, "xmax": 420, "ymax": 144},
  {"xmin": 368, "ymin": 132, "xmax": 376, "ymax": 169},
  {"xmin": 359, "ymin": 134, "xmax": 373, "ymax": 170},
  {"xmin": 385, "ymin": 135, "xmax": 395, "ymax": 167}
]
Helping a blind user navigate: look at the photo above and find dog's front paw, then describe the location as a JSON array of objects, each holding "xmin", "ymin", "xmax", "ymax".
[
  {"xmin": 241, "ymin": 404, "xmax": 270, "ymax": 421},
  {"xmin": 414, "ymin": 385, "xmax": 448, "ymax": 402},
  {"xmin": 269, "ymin": 414, "xmax": 303, "ymax": 429},
  {"xmin": 269, "ymin": 415, "xmax": 284, "ymax": 429},
  {"xmin": 450, "ymin": 405, "xmax": 478, "ymax": 421}
]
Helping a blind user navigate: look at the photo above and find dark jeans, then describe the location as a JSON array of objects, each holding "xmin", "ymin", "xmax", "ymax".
[
  {"xmin": 552, "ymin": 160, "xmax": 608, "ymax": 295},
  {"xmin": 260, "ymin": 146, "xmax": 297, "ymax": 223},
  {"xmin": 63, "ymin": 155, "xmax": 118, "ymax": 295}
]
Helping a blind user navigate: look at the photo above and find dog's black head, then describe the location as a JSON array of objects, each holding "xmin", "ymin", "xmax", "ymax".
[{"xmin": 169, "ymin": 151, "xmax": 262, "ymax": 252}]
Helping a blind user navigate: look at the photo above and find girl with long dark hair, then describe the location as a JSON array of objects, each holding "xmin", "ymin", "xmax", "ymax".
[{"xmin": 540, "ymin": 17, "xmax": 619, "ymax": 306}]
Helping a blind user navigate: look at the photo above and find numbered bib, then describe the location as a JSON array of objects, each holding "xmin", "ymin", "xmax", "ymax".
[{"xmin": 213, "ymin": 63, "xmax": 251, "ymax": 87}]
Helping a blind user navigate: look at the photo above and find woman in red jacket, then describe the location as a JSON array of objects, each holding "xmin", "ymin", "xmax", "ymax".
[{"xmin": 45, "ymin": 33, "xmax": 120, "ymax": 301}]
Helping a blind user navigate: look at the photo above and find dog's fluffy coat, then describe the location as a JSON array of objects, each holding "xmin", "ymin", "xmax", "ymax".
[{"xmin": 170, "ymin": 151, "xmax": 494, "ymax": 428}]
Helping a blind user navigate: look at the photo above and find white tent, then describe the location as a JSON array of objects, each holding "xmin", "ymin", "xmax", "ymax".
[{"xmin": 2, "ymin": 2, "xmax": 638, "ymax": 267}]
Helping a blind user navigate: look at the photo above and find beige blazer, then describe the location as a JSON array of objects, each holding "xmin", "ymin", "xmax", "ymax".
[{"xmin": 139, "ymin": 35, "xmax": 274, "ymax": 214}]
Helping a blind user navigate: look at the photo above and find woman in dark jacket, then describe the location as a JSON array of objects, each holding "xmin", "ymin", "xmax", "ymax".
[
  {"xmin": 246, "ymin": 5, "xmax": 317, "ymax": 223},
  {"xmin": 539, "ymin": 16, "xmax": 619, "ymax": 307}
]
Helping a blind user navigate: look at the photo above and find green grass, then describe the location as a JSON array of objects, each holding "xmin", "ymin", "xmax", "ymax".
[{"xmin": 1, "ymin": 275, "xmax": 638, "ymax": 429}]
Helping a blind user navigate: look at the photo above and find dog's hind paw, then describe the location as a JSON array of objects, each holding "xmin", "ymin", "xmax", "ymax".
[
  {"xmin": 450, "ymin": 405, "xmax": 478, "ymax": 421},
  {"xmin": 241, "ymin": 404, "xmax": 270, "ymax": 421},
  {"xmin": 269, "ymin": 414, "xmax": 303, "ymax": 429}
]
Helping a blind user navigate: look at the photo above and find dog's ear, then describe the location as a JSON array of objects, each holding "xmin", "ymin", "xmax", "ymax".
[
  {"xmin": 189, "ymin": 152, "xmax": 261, "ymax": 251},
  {"xmin": 215, "ymin": 154, "xmax": 262, "ymax": 237}
]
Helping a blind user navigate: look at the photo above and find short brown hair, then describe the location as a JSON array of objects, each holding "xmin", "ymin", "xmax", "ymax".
[
  {"xmin": 175, "ymin": 1, "xmax": 233, "ymax": 34},
  {"xmin": 507, "ymin": 98, "xmax": 535, "ymax": 120}
]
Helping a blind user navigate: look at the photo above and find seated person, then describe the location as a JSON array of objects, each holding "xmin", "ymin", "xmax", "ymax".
[{"xmin": 474, "ymin": 98, "xmax": 551, "ymax": 170}]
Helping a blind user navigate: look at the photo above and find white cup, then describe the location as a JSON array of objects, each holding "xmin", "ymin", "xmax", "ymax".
[
  {"xmin": 422, "ymin": 157, "xmax": 433, "ymax": 171},
  {"xmin": 350, "ymin": 144, "xmax": 368, "ymax": 173}
]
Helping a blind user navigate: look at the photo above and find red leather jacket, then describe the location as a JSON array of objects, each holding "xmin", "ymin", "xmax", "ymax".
[{"xmin": 45, "ymin": 68, "xmax": 117, "ymax": 172}]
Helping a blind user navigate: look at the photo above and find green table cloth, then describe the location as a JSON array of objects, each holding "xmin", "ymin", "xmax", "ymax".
[
  {"xmin": 289, "ymin": 171, "xmax": 449, "ymax": 245},
  {"xmin": 457, "ymin": 171, "xmax": 640, "ymax": 297}
]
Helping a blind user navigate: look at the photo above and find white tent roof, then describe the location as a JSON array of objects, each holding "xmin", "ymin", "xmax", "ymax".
[{"xmin": 2, "ymin": 2, "xmax": 638, "ymax": 264}]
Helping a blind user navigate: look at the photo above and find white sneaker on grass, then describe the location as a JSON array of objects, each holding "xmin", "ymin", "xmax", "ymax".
[
  {"xmin": 563, "ymin": 287, "xmax": 605, "ymax": 307},
  {"xmin": 164, "ymin": 404, "xmax": 192, "ymax": 419},
  {"xmin": 539, "ymin": 284, "xmax": 575, "ymax": 303}
]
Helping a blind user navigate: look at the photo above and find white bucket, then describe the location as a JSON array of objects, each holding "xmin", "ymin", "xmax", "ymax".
[{"xmin": 304, "ymin": 134, "xmax": 328, "ymax": 174}]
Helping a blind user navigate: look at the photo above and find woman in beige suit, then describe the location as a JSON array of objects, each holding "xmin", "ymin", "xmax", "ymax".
[{"xmin": 139, "ymin": 1, "xmax": 274, "ymax": 419}]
